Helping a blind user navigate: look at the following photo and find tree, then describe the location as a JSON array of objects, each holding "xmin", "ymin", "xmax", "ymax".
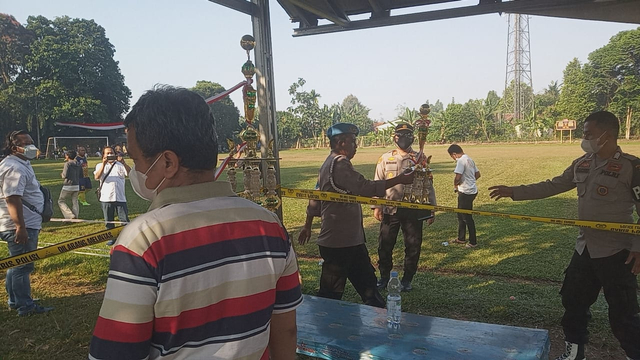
[
  {"xmin": 0, "ymin": 14, "xmax": 33, "ymax": 87},
  {"xmin": 557, "ymin": 58, "xmax": 597, "ymax": 135},
  {"xmin": 502, "ymin": 79, "xmax": 535, "ymax": 125},
  {"xmin": 276, "ymin": 110, "xmax": 300, "ymax": 148},
  {"xmin": 340, "ymin": 94, "xmax": 374, "ymax": 135},
  {"xmin": 26, "ymin": 16, "xmax": 131, "ymax": 127},
  {"xmin": 0, "ymin": 14, "xmax": 35, "ymax": 136},
  {"xmin": 586, "ymin": 28, "xmax": 640, "ymax": 137},
  {"xmin": 287, "ymin": 78, "xmax": 325, "ymax": 147},
  {"xmin": 191, "ymin": 80, "xmax": 241, "ymax": 146},
  {"xmin": 467, "ymin": 91, "xmax": 502, "ymax": 142},
  {"xmin": 0, "ymin": 15, "xmax": 131, "ymax": 143},
  {"xmin": 395, "ymin": 106, "xmax": 420, "ymax": 124},
  {"xmin": 534, "ymin": 81, "xmax": 562, "ymax": 133}
]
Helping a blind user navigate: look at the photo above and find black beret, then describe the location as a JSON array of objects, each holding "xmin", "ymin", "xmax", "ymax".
[{"xmin": 326, "ymin": 123, "xmax": 359, "ymax": 138}]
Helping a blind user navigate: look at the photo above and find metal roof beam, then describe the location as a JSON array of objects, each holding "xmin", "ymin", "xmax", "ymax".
[
  {"xmin": 292, "ymin": 0, "xmax": 638, "ymax": 36},
  {"xmin": 368, "ymin": 0, "xmax": 390, "ymax": 18},
  {"xmin": 278, "ymin": 0, "xmax": 318, "ymax": 27},
  {"xmin": 208, "ymin": 0, "xmax": 259, "ymax": 16},
  {"xmin": 509, "ymin": 0, "xmax": 640, "ymax": 25},
  {"xmin": 288, "ymin": 0, "xmax": 351, "ymax": 27},
  {"xmin": 323, "ymin": 0, "xmax": 349, "ymax": 22}
]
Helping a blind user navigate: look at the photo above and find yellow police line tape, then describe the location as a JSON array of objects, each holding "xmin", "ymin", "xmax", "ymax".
[
  {"xmin": 280, "ymin": 187, "xmax": 640, "ymax": 234},
  {"xmin": 0, "ymin": 227, "xmax": 124, "ymax": 271},
  {"xmin": 3, "ymin": 186, "xmax": 639, "ymax": 271}
]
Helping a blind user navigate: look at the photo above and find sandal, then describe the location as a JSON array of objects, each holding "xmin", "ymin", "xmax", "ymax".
[
  {"xmin": 465, "ymin": 243, "xmax": 478, "ymax": 248},
  {"xmin": 452, "ymin": 239, "xmax": 467, "ymax": 244}
]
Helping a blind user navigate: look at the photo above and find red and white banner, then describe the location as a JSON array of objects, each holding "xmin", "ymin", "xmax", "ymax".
[{"xmin": 55, "ymin": 122, "xmax": 125, "ymax": 130}]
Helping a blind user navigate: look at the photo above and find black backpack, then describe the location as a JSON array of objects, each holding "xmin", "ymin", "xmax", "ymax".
[{"xmin": 22, "ymin": 185, "xmax": 53, "ymax": 222}]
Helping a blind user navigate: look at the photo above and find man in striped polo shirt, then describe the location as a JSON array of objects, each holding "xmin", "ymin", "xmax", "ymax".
[{"xmin": 89, "ymin": 86, "xmax": 302, "ymax": 360}]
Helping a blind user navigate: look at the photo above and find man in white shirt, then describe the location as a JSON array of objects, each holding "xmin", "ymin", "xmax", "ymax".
[
  {"xmin": 94, "ymin": 146, "xmax": 130, "ymax": 245},
  {"xmin": 0, "ymin": 130, "xmax": 54, "ymax": 315},
  {"xmin": 448, "ymin": 144, "xmax": 481, "ymax": 248}
]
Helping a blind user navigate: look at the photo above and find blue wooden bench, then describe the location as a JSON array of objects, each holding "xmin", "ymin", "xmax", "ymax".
[{"xmin": 296, "ymin": 295, "xmax": 550, "ymax": 359}]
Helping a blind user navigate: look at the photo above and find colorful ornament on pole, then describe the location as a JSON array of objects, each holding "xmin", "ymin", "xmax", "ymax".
[
  {"xmin": 243, "ymin": 85, "xmax": 257, "ymax": 125},
  {"xmin": 402, "ymin": 104, "xmax": 434, "ymax": 210},
  {"xmin": 241, "ymin": 36, "xmax": 257, "ymax": 126},
  {"xmin": 416, "ymin": 104, "xmax": 431, "ymax": 151},
  {"xmin": 219, "ymin": 35, "xmax": 281, "ymax": 213},
  {"xmin": 240, "ymin": 34, "xmax": 256, "ymax": 52}
]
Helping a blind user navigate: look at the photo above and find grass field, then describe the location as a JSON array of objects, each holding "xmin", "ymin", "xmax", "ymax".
[{"xmin": 1, "ymin": 142, "xmax": 640, "ymax": 359}]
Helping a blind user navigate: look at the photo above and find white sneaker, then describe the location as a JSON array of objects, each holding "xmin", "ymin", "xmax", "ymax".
[{"xmin": 554, "ymin": 341, "xmax": 585, "ymax": 360}]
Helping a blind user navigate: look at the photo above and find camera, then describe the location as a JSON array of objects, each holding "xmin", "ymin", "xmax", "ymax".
[{"xmin": 106, "ymin": 154, "xmax": 117, "ymax": 161}]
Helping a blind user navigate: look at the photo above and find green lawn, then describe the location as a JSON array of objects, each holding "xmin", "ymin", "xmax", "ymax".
[{"xmin": 1, "ymin": 142, "xmax": 639, "ymax": 359}]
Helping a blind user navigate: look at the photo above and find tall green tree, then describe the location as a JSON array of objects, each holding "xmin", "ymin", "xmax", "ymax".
[
  {"xmin": 0, "ymin": 15, "xmax": 131, "ymax": 143},
  {"xmin": 535, "ymin": 81, "xmax": 562, "ymax": 132},
  {"xmin": 276, "ymin": 110, "xmax": 300, "ymax": 148},
  {"xmin": 586, "ymin": 28, "xmax": 640, "ymax": 137},
  {"xmin": 467, "ymin": 91, "xmax": 502, "ymax": 141},
  {"xmin": 191, "ymin": 80, "xmax": 241, "ymax": 147},
  {"xmin": 557, "ymin": 58, "xmax": 597, "ymax": 133},
  {"xmin": 395, "ymin": 106, "xmax": 420, "ymax": 124},
  {"xmin": 340, "ymin": 94, "xmax": 374, "ymax": 134},
  {"xmin": 0, "ymin": 14, "xmax": 33, "ymax": 87},
  {"xmin": 25, "ymin": 16, "xmax": 131, "ymax": 131},
  {"xmin": 287, "ymin": 78, "xmax": 326, "ymax": 147},
  {"xmin": 0, "ymin": 14, "xmax": 35, "ymax": 136}
]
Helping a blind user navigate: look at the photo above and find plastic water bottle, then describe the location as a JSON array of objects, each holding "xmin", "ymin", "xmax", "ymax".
[{"xmin": 386, "ymin": 271, "xmax": 402, "ymax": 326}]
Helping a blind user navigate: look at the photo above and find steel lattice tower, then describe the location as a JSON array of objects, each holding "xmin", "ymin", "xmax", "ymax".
[{"xmin": 504, "ymin": 14, "xmax": 534, "ymax": 123}]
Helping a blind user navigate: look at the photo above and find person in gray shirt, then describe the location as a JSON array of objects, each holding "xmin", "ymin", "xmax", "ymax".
[
  {"xmin": 298, "ymin": 123, "xmax": 414, "ymax": 308},
  {"xmin": 489, "ymin": 111, "xmax": 640, "ymax": 360},
  {"xmin": 59, "ymin": 149, "xmax": 81, "ymax": 219}
]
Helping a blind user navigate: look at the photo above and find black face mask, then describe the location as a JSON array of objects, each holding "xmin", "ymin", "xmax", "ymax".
[{"xmin": 395, "ymin": 136, "xmax": 414, "ymax": 150}]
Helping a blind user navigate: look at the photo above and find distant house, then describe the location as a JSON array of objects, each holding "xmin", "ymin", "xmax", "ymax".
[{"xmin": 374, "ymin": 120, "xmax": 401, "ymax": 132}]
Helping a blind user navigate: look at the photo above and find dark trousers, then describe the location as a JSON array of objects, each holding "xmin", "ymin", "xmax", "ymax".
[
  {"xmin": 101, "ymin": 201, "xmax": 129, "ymax": 229},
  {"xmin": 377, "ymin": 208, "xmax": 424, "ymax": 283},
  {"xmin": 560, "ymin": 248, "xmax": 640, "ymax": 358},
  {"xmin": 457, "ymin": 192, "xmax": 477, "ymax": 245},
  {"xmin": 318, "ymin": 244, "xmax": 385, "ymax": 308}
]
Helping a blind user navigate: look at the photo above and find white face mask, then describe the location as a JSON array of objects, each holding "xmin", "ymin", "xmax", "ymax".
[
  {"xmin": 19, "ymin": 144, "xmax": 39, "ymax": 160},
  {"xmin": 129, "ymin": 154, "xmax": 165, "ymax": 201},
  {"xmin": 580, "ymin": 132, "xmax": 607, "ymax": 154}
]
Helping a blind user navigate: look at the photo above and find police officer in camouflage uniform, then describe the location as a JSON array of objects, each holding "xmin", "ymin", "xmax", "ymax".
[
  {"xmin": 373, "ymin": 123, "xmax": 436, "ymax": 292},
  {"xmin": 489, "ymin": 111, "xmax": 640, "ymax": 360}
]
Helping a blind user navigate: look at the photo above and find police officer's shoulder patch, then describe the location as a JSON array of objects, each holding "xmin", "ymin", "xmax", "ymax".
[{"xmin": 622, "ymin": 153, "xmax": 640, "ymax": 202}]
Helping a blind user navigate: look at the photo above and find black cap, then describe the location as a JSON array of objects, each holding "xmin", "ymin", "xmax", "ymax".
[
  {"xmin": 395, "ymin": 123, "xmax": 414, "ymax": 133},
  {"xmin": 326, "ymin": 123, "xmax": 359, "ymax": 138}
]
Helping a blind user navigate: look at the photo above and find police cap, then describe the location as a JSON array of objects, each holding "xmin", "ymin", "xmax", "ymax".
[
  {"xmin": 395, "ymin": 122, "xmax": 414, "ymax": 133},
  {"xmin": 326, "ymin": 123, "xmax": 359, "ymax": 138}
]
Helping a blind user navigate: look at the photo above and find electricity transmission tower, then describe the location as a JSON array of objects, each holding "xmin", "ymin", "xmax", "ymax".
[{"xmin": 504, "ymin": 14, "xmax": 534, "ymax": 123}]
